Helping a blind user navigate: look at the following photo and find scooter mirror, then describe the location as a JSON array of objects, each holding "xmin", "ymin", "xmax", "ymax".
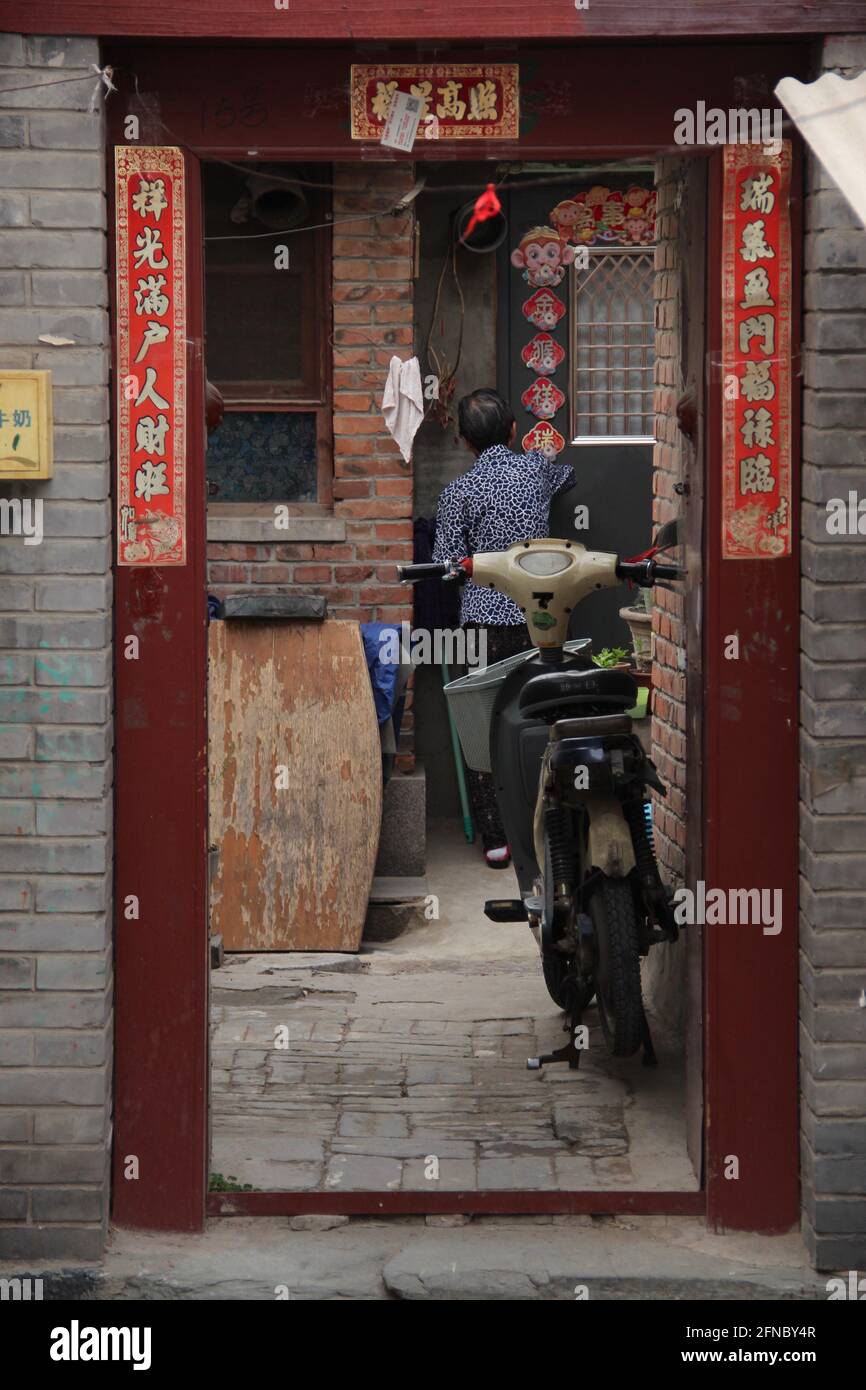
[{"xmin": 653, "ymin": 517, "xmax": 682, "ymax": 551}]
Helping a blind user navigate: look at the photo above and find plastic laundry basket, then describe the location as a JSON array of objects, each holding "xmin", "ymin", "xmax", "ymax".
[{"xmin": 444, "ymin": 638, "xmax": 591, "ymax": 774}]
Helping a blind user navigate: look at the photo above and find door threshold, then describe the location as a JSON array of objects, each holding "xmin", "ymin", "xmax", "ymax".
[{"xmin": 207, "ymin": 1190, "xmax": 705, "ymax": 1217}]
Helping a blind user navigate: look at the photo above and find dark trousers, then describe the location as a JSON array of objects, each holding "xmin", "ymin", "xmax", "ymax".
[{"xmin": 462, "ymin": 622, "xmax": 533, "ymax": 851}]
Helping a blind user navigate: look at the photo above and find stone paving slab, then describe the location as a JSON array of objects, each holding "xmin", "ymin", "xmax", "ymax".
[
  {"xmin": 210, "ymin": 827, "xmax": 697, "ymax": 1195},
  {"xmin": 325, "ymin": 1155, "xmax": 403, "ymax": 1190},
  {"xmin": 210, "ymin": 957, "xmax": 696, "ymax": 1191}
]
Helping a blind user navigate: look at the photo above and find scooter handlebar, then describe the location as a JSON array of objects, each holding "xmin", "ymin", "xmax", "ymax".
[
  {"xmin": 397, "ymin": 559, "xmax": 471, "ymax": 584},
  {"xmin": 397, "ymin": 554, "xmax": 684, "ymax": 586},
  {"xmin": 616, "ymin": 558, "xmax": 686, "ymax": 585},
  {"xmin": 397, "ymin": 562, "xmax": 449, "ymax": 582}
]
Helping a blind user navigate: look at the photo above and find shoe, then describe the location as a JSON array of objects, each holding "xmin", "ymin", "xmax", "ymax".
[{"xmin": 484, "ymin": 845, "xmax": 511, "ymax": 869}]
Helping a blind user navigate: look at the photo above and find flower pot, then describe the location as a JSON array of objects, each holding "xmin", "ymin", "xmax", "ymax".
[{"xmin": 619, "ymin": 605, "xmax": 652, "ymax": 672}]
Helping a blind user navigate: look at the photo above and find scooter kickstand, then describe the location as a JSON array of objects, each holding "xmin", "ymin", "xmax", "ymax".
[{"xmin": 527, "ymin": 1006, "xmax": 583, "ymax": 1071}]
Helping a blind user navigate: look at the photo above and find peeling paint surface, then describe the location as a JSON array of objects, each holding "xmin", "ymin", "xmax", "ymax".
[{"xmin": 208, "ymin": 620, "xmax": 383, "ymax": 951}]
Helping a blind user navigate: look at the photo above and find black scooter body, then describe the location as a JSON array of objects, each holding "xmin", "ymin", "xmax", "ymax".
[{"xmin": 488, "ymin": 647, "xmax": 594, "ymax": 895}]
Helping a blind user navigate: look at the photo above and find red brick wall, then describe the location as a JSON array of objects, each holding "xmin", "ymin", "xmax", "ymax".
[
  {"xmin": 206, "ymin": 164, "xmax": 418, "ymax": 762},
  {"xmin": 330, "ymin": 164, "xmax": 416, "ymax": 625},
  {"xmin": 650, "ymin": 159, "xmax": 687, "ymax": 884}
]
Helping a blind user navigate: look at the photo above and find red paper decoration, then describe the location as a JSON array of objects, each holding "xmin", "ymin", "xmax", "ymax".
[
  {"xmin": 550, "ymin": 184, "xmax": 656, "ymax": 247},
  {"xmin": 520, "ymin": 332, "xmax": 565, "ymax": 376},
  {"xmin": 522, "ymin": 377, "xmax": 565, "ymax": 421},
  {"xmin": 510, "ymin": 225, "xmax": 575, "ymax": 287},
  {"xmin": 522, "ymin": 422, "xmax": 566, "ymax": 459},
  {"xmin": 462, "ymin": 182, "xmax": 502, "ymax": 242},
  {"xmin": 521, "ymin": 288, "xmax": 566, "ymax": 330}
]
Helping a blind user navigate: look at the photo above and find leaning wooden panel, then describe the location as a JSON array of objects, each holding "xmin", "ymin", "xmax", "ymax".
[{"xmin": 208, "ymin": 619, "xmax": 382, "ymax": 950}]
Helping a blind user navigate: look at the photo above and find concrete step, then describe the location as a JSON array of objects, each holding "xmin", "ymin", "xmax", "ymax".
[{"xmin": 7, "ymin": 1216, "xmax": 829, "ymax": 1301}]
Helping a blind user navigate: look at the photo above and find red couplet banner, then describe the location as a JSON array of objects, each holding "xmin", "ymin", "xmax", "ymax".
[
  {"xmin": 721, "ymin": 141, "xmax": 792, "ymax": 560},
  {"xmin": 115, "ymin": 145, "xmax": 187, "ymax": 566}
]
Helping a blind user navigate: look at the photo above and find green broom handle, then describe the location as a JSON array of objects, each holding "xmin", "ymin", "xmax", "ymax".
[{"xmin": 441, "ymin": 660, "xmax": 475, "ymax": 844}]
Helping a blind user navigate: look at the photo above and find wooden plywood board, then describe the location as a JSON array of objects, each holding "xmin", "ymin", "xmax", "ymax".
[{"xmin": 208, "ymin": 619, "xmax": 382, "ymax": 951}]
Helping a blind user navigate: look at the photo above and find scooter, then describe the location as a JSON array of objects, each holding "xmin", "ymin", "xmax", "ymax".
[{"xmin": 398, "ymin": 538, "xmax": 685, "ymax": 1071}]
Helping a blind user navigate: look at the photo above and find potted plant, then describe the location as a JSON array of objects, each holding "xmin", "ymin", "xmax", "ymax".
[
  {"xmin": 619, "ymin": 585, "xmax": 652, "ymax": 674},
  {"xmin": 593, "ymin": 644, "xmax": 649, "ymax": 717},
  {"xmin": 592, "ymin": 645, "xmax": 631, "ymax": 671}
]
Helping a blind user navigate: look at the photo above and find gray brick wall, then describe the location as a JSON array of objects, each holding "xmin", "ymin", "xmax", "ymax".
[
  {"xmin": 0, "ymin": 34, "xmax": 112, "ymax": 1261},
  {"xmin": 800, "ymin": 33, "xmax": 866, "ymax": 1272}
]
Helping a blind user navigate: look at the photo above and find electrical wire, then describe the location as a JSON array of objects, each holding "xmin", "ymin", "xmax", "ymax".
[
  {"xmin": 205, "ymin": 210, "xmax": 395, "ymax": 240},
  {"xmin": 422, "ymin": 226, "xmax": 466, "ymax": 428},
  {"xmin": 0, "ymin": 72, "xmax": 107, "ymax": 95}
]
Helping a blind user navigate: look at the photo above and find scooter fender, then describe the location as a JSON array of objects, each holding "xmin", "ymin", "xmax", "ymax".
[{"xmin": 586, "ymin": 795, "xmax": 636, "ymax": 878}]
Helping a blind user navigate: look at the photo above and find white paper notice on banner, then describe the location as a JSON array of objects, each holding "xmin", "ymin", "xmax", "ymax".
[{"xmin": 379, "ymin": 91, "xmax": 422, "ymax": 151}]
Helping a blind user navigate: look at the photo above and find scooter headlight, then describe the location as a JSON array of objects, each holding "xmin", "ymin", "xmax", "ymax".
[{"xmin": 515, "ymin": 550, "xmax": 573, "ymax": 576}]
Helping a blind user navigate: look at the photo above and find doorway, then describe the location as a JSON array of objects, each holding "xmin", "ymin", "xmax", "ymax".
[
  {"xmin": 204, "ymin": 156, "xmax": 702, "ymax": 1201},
  {"xmin": 107, "ymin": 38, "xmax": 802, "ymax": 1235}
]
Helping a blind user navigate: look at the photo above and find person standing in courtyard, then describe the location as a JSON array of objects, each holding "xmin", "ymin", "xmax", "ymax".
[{"xmin": 432, "ymin": 388, "xmax": 575, "ymax": 868}]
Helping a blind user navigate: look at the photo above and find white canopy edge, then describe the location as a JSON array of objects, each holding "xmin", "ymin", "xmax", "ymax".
[{"xmin": 775, "ymin": 70, "xmax": 866, "ymax": 230}]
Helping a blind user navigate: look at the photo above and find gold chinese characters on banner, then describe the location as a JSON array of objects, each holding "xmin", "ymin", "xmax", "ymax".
[
  {"xmin": 721, "ymin": 142, "xmax": 792, "ymax": 559},
  {"xmin": 351, "ymin": 64, "xmax": 519, "ymax": 140},
  {"xmin": 115, "ymin": 146, "xmax": 187, "ymax": 566}
]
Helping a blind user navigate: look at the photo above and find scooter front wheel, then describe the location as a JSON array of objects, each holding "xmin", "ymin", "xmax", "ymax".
[{"xmin": 588, "ymin": 876, "xmax": 643, "ymax": 1057}]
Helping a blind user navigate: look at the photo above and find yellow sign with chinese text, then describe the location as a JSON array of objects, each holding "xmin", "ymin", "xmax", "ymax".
[{"xmin": 0, "ymin": 371, "xmax": 52, "ymax": 479}]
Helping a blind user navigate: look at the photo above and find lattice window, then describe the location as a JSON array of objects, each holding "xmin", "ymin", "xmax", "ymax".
[{"xmin": 570, "ymin": 248, "xmax": 656, "ymax": 443}]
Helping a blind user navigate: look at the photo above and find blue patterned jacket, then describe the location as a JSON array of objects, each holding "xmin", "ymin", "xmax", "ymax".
[{"xmin": 432, "ymin": 443, "xmax": 575, "ymax": 625}]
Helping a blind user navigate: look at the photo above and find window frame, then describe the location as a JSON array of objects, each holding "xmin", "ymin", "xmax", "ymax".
[
  {"xmin": 203, "ymin": 159, "xmax": 333, "ymax": 515},
  {"xmin": 568, "ymin": 244, "xmax": 657, "ymax": 447}
]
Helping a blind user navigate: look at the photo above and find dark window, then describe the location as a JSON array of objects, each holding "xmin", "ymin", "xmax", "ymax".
[
  {"xmin": 203, "ymin": 161, "xmax": 332, "ymax": 503},
  {"xmin": 205, "ymin": 410, "xmax": 318, "ymax": 504}
]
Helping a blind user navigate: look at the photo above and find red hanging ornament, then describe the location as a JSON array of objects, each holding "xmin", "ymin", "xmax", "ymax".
[{"xmin": 461, "ymin": 183, "xmax": 501, "ymax": 242}]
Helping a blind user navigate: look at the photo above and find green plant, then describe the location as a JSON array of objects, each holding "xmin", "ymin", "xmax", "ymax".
[
  {"xmin": 592, "ymin": 646, "xmax": 630, "ymax": 668},
  {"xmin": 209, "ymin": 1172, "xmax": 256, "ymax": 1192}
]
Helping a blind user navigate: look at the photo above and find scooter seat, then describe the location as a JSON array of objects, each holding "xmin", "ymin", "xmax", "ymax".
[{"xmin": 518, "ymin": 667, "xmax": 637, "ymax": 720}]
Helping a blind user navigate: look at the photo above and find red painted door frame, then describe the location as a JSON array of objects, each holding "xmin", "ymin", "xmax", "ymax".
[
  {"xmin": 702, "ymin": 149, "xmax": 802, "ymax": 1233},
  {"xmin": 111, "ymin": 146, "xmax": 209, "ymax": 1232},
  {"xmin": 107, "ymin": 41, "xmax": 803, "ymax": 1234}
]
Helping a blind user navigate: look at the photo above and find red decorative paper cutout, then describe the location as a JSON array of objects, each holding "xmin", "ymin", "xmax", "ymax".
[
  {"xmin": 510, "ymin": 226, "xmax": 575, "ymax": 287},
  {"xmin": 522, "ymin": 377, "xmax": 565, "ymax": 421},
  {"xmin": 550, "ymin": 184, "xmax": 656, "ymax": 247},
  {"xmin": 522, "ymin": 288, "xmax": 566, "ymax": 331},
  {"xmin": 522, "ymin": 422, "xmax": 566, "ymax": 459},
  {"xmin": 521, "ymin": 333, "xmax": 565, "ymax": 376}
]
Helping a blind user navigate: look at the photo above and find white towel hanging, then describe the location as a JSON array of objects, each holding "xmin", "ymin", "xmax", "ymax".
[{"xmin": 381, "ymin": 355, "xmax": 424, "ymax": 464}]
